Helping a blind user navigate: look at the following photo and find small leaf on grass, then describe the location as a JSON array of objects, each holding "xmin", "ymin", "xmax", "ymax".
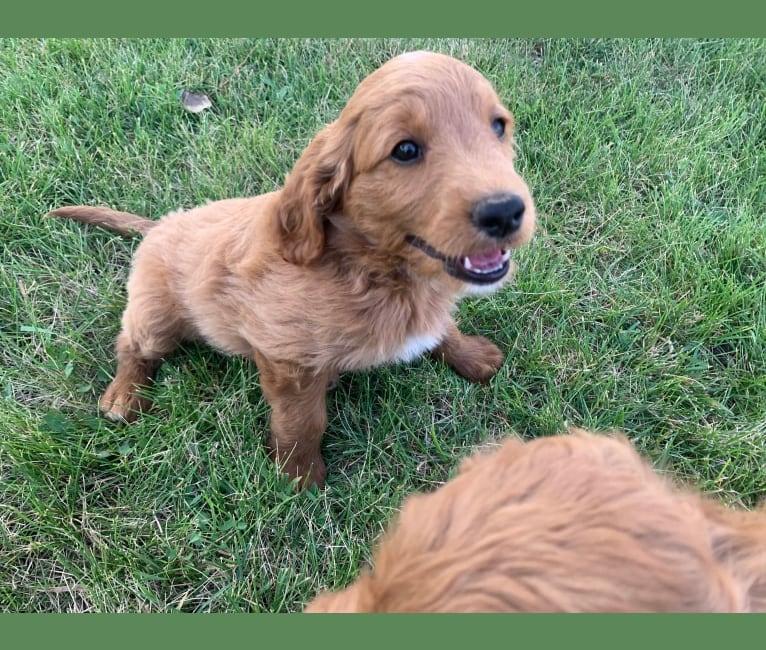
[
  {"xmin": 220, "ymin": 519, "xmax": 247, "ymax": 532},
  {"xmin": 20, "ymin": 325, "xmax": 55, "ymax": 336},
  {"xmin": 180, "ymin": 90, "xmax": 212, "ymax": 114},
  {"xmin": 42, "ymin": 410, "xmax": 71, "ymax": 434}
]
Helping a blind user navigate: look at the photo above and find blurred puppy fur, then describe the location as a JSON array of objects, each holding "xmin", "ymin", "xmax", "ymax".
[
  {"xmin": 306, "ymin": 429, "xmax": 766, "ymax": 612},
  {"xmin": 48, "ymin": 51, "xmax": 535, "ymax": 489}
]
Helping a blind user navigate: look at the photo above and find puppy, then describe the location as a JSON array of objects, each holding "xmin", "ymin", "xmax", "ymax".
[
  {"xmin": 48, "ymin": 51, "xmax": 535, "ymax": 489},
  {"xmin": 306, "ymin": 429, "xmax": 766, "ymax": 612}
]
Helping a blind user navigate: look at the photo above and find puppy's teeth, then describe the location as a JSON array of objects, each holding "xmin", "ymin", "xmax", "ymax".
[
  {"xmin": 463, "ymin": 256, "xmax": 473, "ymax": 271},
  {"xmin": 501, "ymin": 250, "xmax": 511, "ymax": 262}
]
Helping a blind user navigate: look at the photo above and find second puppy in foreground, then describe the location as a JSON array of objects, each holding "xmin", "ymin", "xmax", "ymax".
[
  {"xmin": 306, "ymin": 430, "xmax": 766, "ymax": 612},
  {"xmin": 48, "ymin": 51, "xmax": 536, "ymax": 488}
]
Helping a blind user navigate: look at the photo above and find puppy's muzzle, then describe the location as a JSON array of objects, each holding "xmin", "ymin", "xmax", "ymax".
[
  {"xmin": 404, "ymin": 193, "xmax": 527, "ymax": 286},
  {"xmin": 471, "ymin": 193, "xmax": 526, "ymax": 240}
]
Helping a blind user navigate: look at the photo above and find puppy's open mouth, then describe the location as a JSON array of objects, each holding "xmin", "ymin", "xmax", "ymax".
[{"xmin": 405, "ymin": 235, "xmax": 511, "ymax": 285}]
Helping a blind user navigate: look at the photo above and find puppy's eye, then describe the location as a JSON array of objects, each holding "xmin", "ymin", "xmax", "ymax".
[
  {"xmin": 491, "ymin": 118, "xmax": 506, "ymax": 139},
  {"xmin": 391, "ymin": 140, "xmax": 422, "ymax": 164}
]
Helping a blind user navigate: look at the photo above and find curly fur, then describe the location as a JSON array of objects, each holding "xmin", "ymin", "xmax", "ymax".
[{"xmin": 306, "ymin": 429, "xmax": 766, "ymax": 612}]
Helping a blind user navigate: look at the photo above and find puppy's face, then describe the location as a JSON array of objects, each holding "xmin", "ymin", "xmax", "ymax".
[
  {"xmin": 279, "ymin": 51, "xmax": 536, "ymax": 291},
  {"xmin": 341, "ymin": 51, "xmax": 536, "ymax": 291}
]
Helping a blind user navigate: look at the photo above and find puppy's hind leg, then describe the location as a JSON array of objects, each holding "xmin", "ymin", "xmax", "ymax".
[
  {"xmin": 100, "ymin": 296, "xmax": 181, "ymax": 422},
  {"xmin": 254, "ymin": 352, "xmax": 331, "ymax": 490},
  {"xmin": 432, "ymin": 321, "xmax": 504, "ymax": 384}
]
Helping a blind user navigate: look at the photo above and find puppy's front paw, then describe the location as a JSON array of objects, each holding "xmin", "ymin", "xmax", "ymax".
[
  {"xmin": 440, "ymin": 335, "xmax": 504, "ymax": 384},
  {"xmin": 273, "ymin": 449, "xmax": 327, "ymax": 491},
  {"xmin": 99, "ymin": 381, "xmax": 150, "ymax": 422}
]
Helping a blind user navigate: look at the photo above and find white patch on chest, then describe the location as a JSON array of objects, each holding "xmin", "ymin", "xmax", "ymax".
[{"xmin": 392, "ymin": 333, "xmax": 443, "ymax": 363}]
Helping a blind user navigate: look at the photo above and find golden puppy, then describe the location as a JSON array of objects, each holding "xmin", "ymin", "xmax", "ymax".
[
  {"xmin": 48, "ymin": 51, "xmax": 536, "ymax": 488},
  {"xmin": 306, "ymin": 430, "xmax": 766, "ymax": 612}
]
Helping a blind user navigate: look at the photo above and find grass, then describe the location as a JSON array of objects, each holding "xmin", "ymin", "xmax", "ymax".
[{"xmin": 1, "ymin": 37, "xmax": 765, "ymax": 612}]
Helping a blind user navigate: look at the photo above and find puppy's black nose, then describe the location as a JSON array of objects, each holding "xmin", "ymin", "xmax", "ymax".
[{"xmin": 471, "ymin": 194, "xmax": 525, "ymax": 239}]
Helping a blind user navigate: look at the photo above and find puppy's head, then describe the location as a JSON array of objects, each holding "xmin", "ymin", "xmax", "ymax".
[{"xmin": 279, "ymin": 51, "xmax": 535, "ymax": 290}]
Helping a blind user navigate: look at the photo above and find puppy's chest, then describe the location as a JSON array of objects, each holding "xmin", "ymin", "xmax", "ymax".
[
  {"xmin": 353, "ymin": 292, "xmax": 453, "ymax": 369},
  {"xmin": 391, "ymin": 331, "xmax": 444, "ymax": 363},
  {"xmin": 356, "ymin": 320, "xmax": 448, "ymax": 370}
]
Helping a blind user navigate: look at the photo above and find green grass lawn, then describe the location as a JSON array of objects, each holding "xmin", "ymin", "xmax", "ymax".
[{"xmin": 1, "ymin": 38, "xmax": 765, "ymax": 612}]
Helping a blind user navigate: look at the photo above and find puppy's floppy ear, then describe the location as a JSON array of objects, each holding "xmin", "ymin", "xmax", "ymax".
[{"xmin": 278, "ymin": 120, "xmax": 354, "ymax": 265}]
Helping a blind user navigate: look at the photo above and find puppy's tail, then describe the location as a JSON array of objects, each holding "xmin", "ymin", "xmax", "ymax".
[{"xmin": 47, "ymin": 205, "xmax": 157, "ymax": 237}]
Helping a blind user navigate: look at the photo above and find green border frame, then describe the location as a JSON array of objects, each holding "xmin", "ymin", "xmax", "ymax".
[
  {"xmin": 5, "ymin": 612, "xmax": 766, "ymax": 648},
  {"xmin": 1, "ymin": 0, "xmax": 765, "ymax": 36},
  {"xmin": 3, "ymin": 3, "xmax": 766, "ymax": 646}
]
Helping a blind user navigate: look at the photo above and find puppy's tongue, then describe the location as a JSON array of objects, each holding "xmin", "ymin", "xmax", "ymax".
[{"xmin": 462, "ymin": 249, "xmax": 509, "ymax": 272}]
